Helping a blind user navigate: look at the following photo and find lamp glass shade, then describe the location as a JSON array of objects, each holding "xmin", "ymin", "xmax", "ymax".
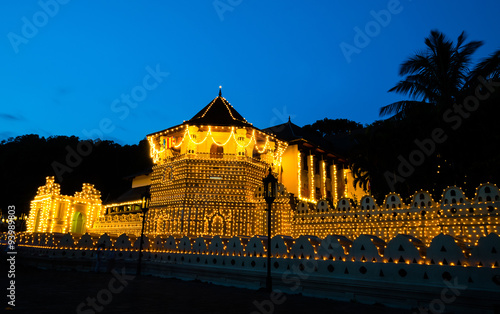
[{"xmin": 263, "ymin": 168, "xmax": 277, "ymax": 204}]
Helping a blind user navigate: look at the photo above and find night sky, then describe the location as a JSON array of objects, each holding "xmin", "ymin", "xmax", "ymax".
[{"xmin": 0, "ymin": 0, "xmax": 498, "ymax": 145}]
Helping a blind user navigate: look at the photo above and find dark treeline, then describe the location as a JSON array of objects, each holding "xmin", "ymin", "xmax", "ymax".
[{"xmin": 0, "ymin": 135, "xmax": 152, "ymax": 216}]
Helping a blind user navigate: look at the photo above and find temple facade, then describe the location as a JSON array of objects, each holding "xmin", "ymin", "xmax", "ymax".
[
  {"xmin": 145, "ymin": 91, "xmax": 291, "ymax": 237},
  {"xmin": 26, "ymin": 90, "xmax": 499, "ymax": 246}
]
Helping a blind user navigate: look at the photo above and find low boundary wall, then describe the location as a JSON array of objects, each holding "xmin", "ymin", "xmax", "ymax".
[{"xmin": 17, "ymin": 244, "xmax": 500, "ymax": 314}]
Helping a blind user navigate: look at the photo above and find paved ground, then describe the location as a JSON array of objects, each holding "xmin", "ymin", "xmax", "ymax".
[{"xmin": 3, "ymin": 263, "xmax": 415, "ymax": 314}]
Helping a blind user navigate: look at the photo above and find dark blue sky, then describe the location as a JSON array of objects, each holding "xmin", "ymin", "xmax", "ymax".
[{"xmin": 1, "ymin": 1, "xmax": 499, "ymax": 144}]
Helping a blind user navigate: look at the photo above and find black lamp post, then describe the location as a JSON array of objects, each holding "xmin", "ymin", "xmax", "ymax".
[
  {"xmin": 137, "ymin": 190, "xmax": 150, "ymax": 276},
  {"xmin": 263, "ymin": 167, "xmax": 278, "ymax": 292}
]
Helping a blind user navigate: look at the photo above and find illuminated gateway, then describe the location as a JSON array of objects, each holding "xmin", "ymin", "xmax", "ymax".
[{"xmin": 27, "ymin": 90, "xmax": 500, "ymax": 245}]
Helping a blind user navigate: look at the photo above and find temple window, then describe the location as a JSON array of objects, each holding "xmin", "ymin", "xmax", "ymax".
[{"xmin": 210, "ymin": 144, "xmax": 223, "ymax": 159}]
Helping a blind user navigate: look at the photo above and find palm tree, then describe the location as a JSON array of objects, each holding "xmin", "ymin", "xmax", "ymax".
[
  {"xmin": 376, "ymin": 30, "xmax": 500, "ymax": 193},
  {"xmin": 470, "ymin": 50, "xmax": 500, "ymax": 79},
  {"xmin": 380, "ymin": 30, "xmax": 484, "ymax": 118}
]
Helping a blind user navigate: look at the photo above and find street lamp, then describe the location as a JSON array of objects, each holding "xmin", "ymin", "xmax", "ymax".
[
  {"xmin": 263, "ymin": 167, "xmax": 278, "ymax": 292},
  {"xmin": 137, "ymin": 189, "xmax": 151, "ymax": 276}
]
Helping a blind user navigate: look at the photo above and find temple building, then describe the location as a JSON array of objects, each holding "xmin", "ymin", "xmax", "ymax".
[
  {"xmin": 26, "ymin": 90, "xmax": 359, "ymax": 238},
  {"xmin": 26, "ymin": 90, "xmax": 499, "ymax": 245},
  {"xmin": 142, "ymin": 89, "xmax": 363, "ymax": 238},
  {"xmin": 145, "ymin": 90, "xmax": 289, "ymax": 238}
]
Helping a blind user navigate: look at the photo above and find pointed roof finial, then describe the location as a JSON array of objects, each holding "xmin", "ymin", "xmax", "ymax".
[
  {"xmin": 288, "ymin": 116, "xmax": 291, "ymax": 123},
  {"xmin": 219, "ymin": 85, "xmax": 222, "ymax": 97}
]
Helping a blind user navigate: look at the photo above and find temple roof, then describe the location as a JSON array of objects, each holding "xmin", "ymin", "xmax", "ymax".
[
  {"xmin": 147, "ymin": 89, "xmax": 257, "ymax": 137},
  {"xmin": 264, "ymin": 118, "xmax": 329, "ymax": 145},
  {"xmin": 186, "ymin": 89, "xmax": 252, "ymax": 127},
  {"xmin": 264, "ymin": 118, "xmax": 347, "ymax": 162}
]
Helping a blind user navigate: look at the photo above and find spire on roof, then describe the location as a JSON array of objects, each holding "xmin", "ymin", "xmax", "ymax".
[{"xmin": 186, "ymin": 91, "xmax": 252, "ymax": 127}]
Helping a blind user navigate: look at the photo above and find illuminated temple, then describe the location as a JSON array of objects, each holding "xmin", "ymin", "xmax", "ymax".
[
  {"xmin": 144, "ymin": 89, "xmax": 291, "ymax": 238},
  {"xmin": 27, "ymin": 90, "xmax": 499, "ymax": 245}
]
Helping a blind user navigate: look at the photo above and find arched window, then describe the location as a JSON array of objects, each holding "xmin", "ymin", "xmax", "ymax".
[
  {"xmin": 71, "ymin": 212, "xmax": 85, "ymax": 234},
  {"xmin": 210, "ymin": 143, "xmax": 223, "ymax": 159}
]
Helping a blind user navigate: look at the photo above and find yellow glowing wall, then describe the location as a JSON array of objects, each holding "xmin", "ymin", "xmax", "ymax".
[{"xmin": 281, "ymin": 145, "xmax": 299, "ymax": 196}]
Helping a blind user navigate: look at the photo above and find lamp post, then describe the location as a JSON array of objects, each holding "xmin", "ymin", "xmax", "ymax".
[
  {"xmin": 137, "ymin": 190, "xmax": 150, "ymax": 276},
  {"xmin": 263, "ymin": 167, "xmax": 277, "ymax": 292}
]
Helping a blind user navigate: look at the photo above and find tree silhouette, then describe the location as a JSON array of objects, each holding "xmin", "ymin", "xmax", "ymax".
[
  {"xmin": 380, "ymin": 30, "xmax": 486, "ymax": 119},
  {"xmin": 303, "ymin": 118, "xmax": 363, "ymax": 137}
]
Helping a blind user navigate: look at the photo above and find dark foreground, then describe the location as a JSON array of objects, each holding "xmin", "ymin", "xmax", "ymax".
[{"xmin": 4, "ymin": 264, "xmax": 414, "ymax": 314}]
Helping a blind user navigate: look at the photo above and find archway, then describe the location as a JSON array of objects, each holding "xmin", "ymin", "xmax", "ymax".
[{"xmin": 71, "ymin": 212, "xmax": 85, "ymax": 234}]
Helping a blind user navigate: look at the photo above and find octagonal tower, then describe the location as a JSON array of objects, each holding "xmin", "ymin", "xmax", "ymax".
[{"xmin": 146, "ymin": 89, "xmax": 289, "ymax": 237}]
